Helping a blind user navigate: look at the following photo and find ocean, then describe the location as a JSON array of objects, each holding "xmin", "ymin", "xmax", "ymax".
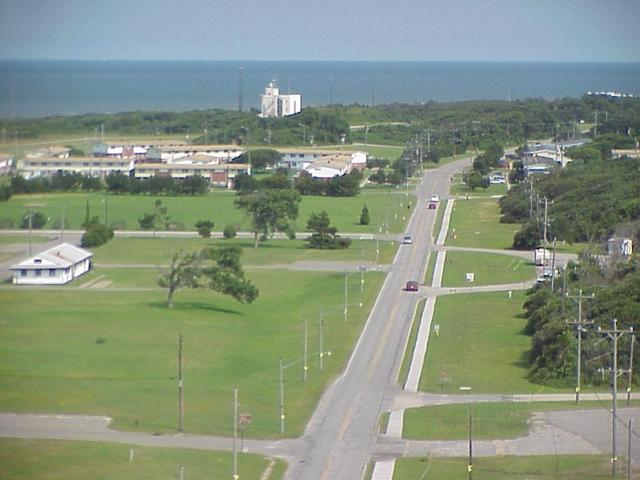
[{"xmin": 1, "ymin": 60, "xmax": 639, "ymax": 118}]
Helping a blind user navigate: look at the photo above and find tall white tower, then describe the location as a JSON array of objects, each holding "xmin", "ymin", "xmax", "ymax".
[{"xmin": 260, "ymin": 80, "xmax": 301, "ymax": 118}]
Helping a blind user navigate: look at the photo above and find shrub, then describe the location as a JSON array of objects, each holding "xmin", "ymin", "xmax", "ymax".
[
  {"xmin": 195, "ymin": 219, "xmax": 215, "ymax": 238},
  {"xmin": 81, "ymin": 222, "xmax": 113, "ymax": 248},
  {"xmin": 0, "ymin": 185, "xmax": 12, "ymax": 201},
  {"xmin": 223, "ymin": 224, "xmax": 237, "ymax": 239}
]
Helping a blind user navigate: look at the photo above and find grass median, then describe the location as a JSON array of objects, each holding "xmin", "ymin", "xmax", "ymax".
[{"xmin": 0, "ymin": 438, "xmax": 285, "ymax": 480}]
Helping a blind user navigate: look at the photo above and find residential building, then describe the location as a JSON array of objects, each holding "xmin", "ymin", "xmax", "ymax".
[
  {"xmin": 10, "ymin": 243, "xmax": 92, "ymax": 285},
  {"xmin": 133, "ymin": 162, "xmax": 250, "ymax": 188},
  {"xmin": 17, "ymin": 156, "xmax": 134, "ymax": 178},
  {"xmin": 18, "ymin": 156, "xmax": 133, "ymax": 178}
]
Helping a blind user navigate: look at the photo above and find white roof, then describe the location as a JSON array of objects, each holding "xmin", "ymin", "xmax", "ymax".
[{"xmin": 10, "ymin": 243, "xmax": 92, "ymax": 270}]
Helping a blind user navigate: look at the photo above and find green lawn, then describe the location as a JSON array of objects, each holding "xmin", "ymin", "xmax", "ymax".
[
  {"xmin": 402, "ymin": 401, "xmax": 639, "ymax": 440},
  {"xmin": 441, "ymin": 252, "xmax": 535, "ymax": 287},
  {"xmin": 394, "ymin": 455, "xmax": 624, "ymax": 479},
  {"xmin": 0, "ymin": 188, "xmax": 411, "ymax": 234},
  {"xmin": 0, "ymin": 438, "xmax": 285, "ymax": 480},
  {"xmin": 90, "ymin": 238, "xmax": 397, "ymax": 267},
  {"xmin": 446, "ymin": 198, "xmax": 519, "ymax": 250},
  {"xmin": 423, "ymin": 251, "xmax": 437, "ymax": 286},
  {"xmin": 419, "ymin": 292, "xmax": 565, "ymax": 394},
  {"xmin": 0, "ymin": 269, "xmax": 384, "ymax": 438}
]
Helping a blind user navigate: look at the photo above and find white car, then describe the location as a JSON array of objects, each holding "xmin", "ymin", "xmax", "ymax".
[
  {"xmin": 429, "ymin": 194, "xmax": 439, "ymax": 202},
  {"xmin": 402, "ymin": 236, "xmax": 413, "ymax": 245}
]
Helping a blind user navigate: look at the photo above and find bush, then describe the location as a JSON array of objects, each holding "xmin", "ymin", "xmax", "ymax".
[
  {"xmin": 195, "ymin": 219, "xmax": 215, "ymax": 238},
  {"xmin": 81, "ymin": 222, "xmax": 113, "ymax": 248},
  {"xmin": 223, "ymin": 224, "xmax": 237, "ymax": 239},
  {"xmin": 359, "ymin": 205, "xmax": 370, "ymax": 225},
  {"xmin": 0, "ymin": 218, "xmax": 14, "ymax": 228},
  {"xmin": 0, "ymin": 185, "xmax": 12, "ymax": 201}
]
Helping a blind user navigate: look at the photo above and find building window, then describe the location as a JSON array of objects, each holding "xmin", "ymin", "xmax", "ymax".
[
  {"xmin": 35, "ymin": 269, "xmax": 42, "ymax": 277},
  {"xmin": 20, "ymin": 269, "xmax": 27, "ymax": 277},
  {"xmin": 34, "ymin": 258, "xmax": 42, "ymax": 264},
  {"xmin": 49, "ymin": 269, "xmax": 56, "ymax": 276}
]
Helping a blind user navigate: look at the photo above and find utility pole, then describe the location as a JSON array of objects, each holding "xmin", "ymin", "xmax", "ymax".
[
  {"xmin": 627, "ymin": 334, "xmax": 635, "ymax": 406},
  {"xmin": 627, "ymin": 418, "xmax": 633, "ymax": 480},
  {"xmin": 303, "ymin": 318, "xmax": 308, "ymax": 383},
  {"xmin": 566, "ymin": 290, "xmax": 595, "ymax": 403},
  {"xmin": 598, "ymin": 318, "xmax": 634, "ymax": 478},
  {"xmin": 233, "ymin": 386, "xmax": 238, "ymax": 480},
  {"xmin": 60, "ymin": 205, "xmax": 66, "ymax": 243},
  {"xmin": 468, "ymin": 406, "xmax": 473, "ymax": 480},
  {"xmin": 550, "ymin": 238, "xmax": 557, "ymax": 292},
  {"xmin": 28, "ymin": 208, "xmax": 32, "ymax": 256},
  {"xmin": 319, "ymin": 311, "xmax": 324, "ymax": 370},
  {"xmin": 177, "ymin": 334, "xmax": 184, "ymax": 432},
  {"xmin": 279, "ymin": 358, "xmax": 285, "ymax": 434},
  {"xmin": 344, "ymin": 272, "xmax": 348, "ymax": 322}
]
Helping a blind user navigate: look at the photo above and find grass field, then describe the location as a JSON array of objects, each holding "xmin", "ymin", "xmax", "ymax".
[
  {"xmin": 450, "ymin": 181, "xmax": 508, "ymax": 198},
  {"xmin": 446, "ymin": 198, "xmax": 519, "ymax": 250},
  {"xmin": 418, "ymin": 292, "xmax": 565, "ymax": 394},
  {"xmin": 423, "ymin": 251, "xmax": 437, "ymax": 286},
  {"xmin": 0, "ymin": 269, "xmax": 384, "ymax": 438},
  {"xmin": 0, "ymin": 438, "xmax": 285, "ymax": 480},
  {"xmin": 90, "ymin": 237, "xmax": 397, "ymax": 267},
  {"xmin": 402, "ymin": 401, "xmax": 639, "ymax": 440},
  {"xmin": 393, "ymin": 455, "xmax": 625, "ymax": 479},
  {"xmin": 441, "ymin": 251, "xmax": 535, "ymax": 287},
  {"xmin": 0, "ymin": 187, "xmax": 412, "ymax": 234}
]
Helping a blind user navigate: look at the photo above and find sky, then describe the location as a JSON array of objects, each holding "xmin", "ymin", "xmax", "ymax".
[{"xmin": 1, "ymin": 0, "xmax": 639, "ymax": 62}]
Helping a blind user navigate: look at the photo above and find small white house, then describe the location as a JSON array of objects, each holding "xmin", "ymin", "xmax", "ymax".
[{"xmin": 10, "ymin": 243, "xmax": 93, "ymax": 285}]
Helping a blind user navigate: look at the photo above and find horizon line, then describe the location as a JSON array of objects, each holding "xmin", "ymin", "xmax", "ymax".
[{"xmin": 1, "ymin": 58, "xmax": 639, "ymax": 64}]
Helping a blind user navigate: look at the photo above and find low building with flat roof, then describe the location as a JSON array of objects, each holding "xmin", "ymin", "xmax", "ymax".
[{"xmin": 17, "ymin": 156, "xmax": 134, "ymax": 178}]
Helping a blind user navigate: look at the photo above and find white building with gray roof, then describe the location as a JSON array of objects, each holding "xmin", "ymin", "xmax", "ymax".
[{"xmin": 10, "ymin": 243, "xmax": 93, "ymax": 285}]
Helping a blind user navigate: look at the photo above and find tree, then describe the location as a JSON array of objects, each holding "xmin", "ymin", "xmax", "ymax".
[
  {"xmin": 512, "ymin": 221, "xmax": 539, "ymax": 250},
  {"xmin": 223, "ymin": 224, "xmax": 237, "ymax": 239},
  {"xmin": 0, "ymin": 185, "xmax": 12, "ymax": 201},
  {"xmin": 463, "ymin": 170, "xmax": 489, "ymax": 191},
  {"xmin": 235, "ymin": 189, "xmax": 300, "ymax": 248},
  {"xmin": 138, "ymin": 199, "xmax": 170, "ymax": 237},
  {"xmin": 306, "ymin": 211, "xmax": 351, "ymax": 249},
  {"xmin": 158, "ymin": 246, "xmax": 258, "ymax": 308},
  {"xmin": 195, "ymin": 219, "xmax": 214, "ymax": 238},
  {"xmin": 247, "ymin": 148, "xmax": 282, "ymax": 171},
  {"xmin": 359, "ymin": 205, "xmax": 370, "ymax": 225}
]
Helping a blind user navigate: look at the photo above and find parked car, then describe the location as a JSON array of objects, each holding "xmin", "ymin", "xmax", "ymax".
[
  {"xmin": 402, "ymin": 235, "xmax": 413, "ymax": 245},
  {"xmin": 405, "ymin": 281, "xmax": 419, "ymax": 292}
]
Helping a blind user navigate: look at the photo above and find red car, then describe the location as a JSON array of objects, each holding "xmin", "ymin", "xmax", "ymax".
[{"xmin": 405, "ymin": 281, "xmax": 419, "ymax": 292}]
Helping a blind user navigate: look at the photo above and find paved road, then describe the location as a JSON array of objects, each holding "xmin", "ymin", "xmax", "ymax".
[{"xmin": 285, "ymin": 159, "xmax": 469, "ymax": 480}]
